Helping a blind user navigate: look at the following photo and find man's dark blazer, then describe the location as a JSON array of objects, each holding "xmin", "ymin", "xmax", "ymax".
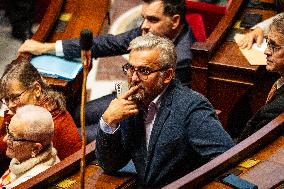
[
  {"xmin": 95, "ymin": 80, "xmax": 234, "ymax": 188},
  {"xmin": 239, "ymin": 84, "xmax": 284, "ymax": 141},
  {"xmin": 62, "ymin": 25, "xmax": 195, "ymax": 84}
]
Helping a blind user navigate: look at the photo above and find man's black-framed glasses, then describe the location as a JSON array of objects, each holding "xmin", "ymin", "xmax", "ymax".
[
  {"xmin": 6, "ymin": 124, "xmax": 37, "ymax": 143},
  {"xmin": 265, "ymin": 36, "xmax": 284, "ymax": 53},
  {"xmin": 122, "ymin": 63, "xmax": 168, "ymax": 80},
  {"xmin": 1, "ymin": 88, "xmax": 29, "ymax": 105}
]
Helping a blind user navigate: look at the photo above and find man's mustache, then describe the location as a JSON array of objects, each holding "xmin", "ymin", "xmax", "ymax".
[{"xmin": 130, "ymin": 83, "xmax": 145, "ymax": 90}]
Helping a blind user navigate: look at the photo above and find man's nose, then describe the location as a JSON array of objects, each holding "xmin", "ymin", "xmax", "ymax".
[
  {"xmin": 131, "ymin": 71, "xmax": 140, "ymax": 82},
  {"xmin": 141, "ymin": 19, "xmax": 150, "ymax": 31},
  {"xmin": 3, "ymin": 134, "xmax": 8, "ymax": 143},
  {"xmin": 7, "ymin": 101, "xmax": 17, "ymax": 113},
  {"xmin": 264, "ymin": 47, "xmax": 272, "ymax": 56}
]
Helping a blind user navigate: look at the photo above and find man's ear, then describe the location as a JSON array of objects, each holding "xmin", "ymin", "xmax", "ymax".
[
  {"xmin": 33, "ymin": 81, "xmax": 42, "ymax": 98},
  {"xmin": 32, "ymin": 143, "xmax": 43, "ymax": 156},
  {"xmin": 163, "ymin": 68, "xmax": 174, "ymax": 84},
  {"xmin": 171, "ymin": 14, "xmax": 181, "ymax": 30}
]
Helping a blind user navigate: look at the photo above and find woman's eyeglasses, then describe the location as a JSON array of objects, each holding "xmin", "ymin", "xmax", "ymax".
[{"xmin": 1, "ymin": 88, "xmax": 29, "ymax": 105}]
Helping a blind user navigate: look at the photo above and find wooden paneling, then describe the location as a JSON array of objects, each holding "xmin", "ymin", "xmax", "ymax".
[
  {"xmin": 163, "ymin": 113, "xmax": 284, "ymax": 189},
  {"xmin": 191, "ymin": 0, "xmax": 278, "ymax": 129}
]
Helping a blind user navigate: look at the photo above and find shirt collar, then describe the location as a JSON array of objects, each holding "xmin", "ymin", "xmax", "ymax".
[
  {"xmin": 148, "ymin": 85, "xmax": 168, "ymax": 110},
  {"xmin": 276, "ymin": 77, "xmax": 284, "ymax": 89},
  {"xmin": 172, "ymin": 24, "xmax": 185, "ymax": 43}
]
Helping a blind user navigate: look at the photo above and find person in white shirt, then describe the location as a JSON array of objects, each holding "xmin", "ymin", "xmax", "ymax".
[{"xmin": 238, "ymin": 13, "xmax": 284, "ymax": 49}]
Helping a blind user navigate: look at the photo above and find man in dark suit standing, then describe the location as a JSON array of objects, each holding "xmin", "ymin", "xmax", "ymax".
[
  {"xmin": 238, "ymin": 15, "xmax": 284, "ymax": 141},
  {"xmin": 95, "ymin": 33, "xmax": 234, "ymax": 188}
]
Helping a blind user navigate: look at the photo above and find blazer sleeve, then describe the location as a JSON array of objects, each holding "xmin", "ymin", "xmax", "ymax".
[
  {"xmin": 185, "ymin": 93, "xmax": 235, "ymax": 161},
  {"xmin": 238, "ymin": 95, "xmax": 284, "ymax": 142},
  {"xmin": 62, "ymin": 27, "xmax": 142, "ymax": 59},
  {"xmin": 95, "ymin": 125, "xmax": 131, "ymax": 173}
]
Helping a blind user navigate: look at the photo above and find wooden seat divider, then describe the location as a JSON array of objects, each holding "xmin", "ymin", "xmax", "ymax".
[{"xmin": 163, "ymin": 112, "xmax": 284, "ymax": 189}]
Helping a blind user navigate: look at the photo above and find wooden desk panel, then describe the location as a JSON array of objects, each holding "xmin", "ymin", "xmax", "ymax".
[
  {"xmin": 52, "ymin": 163, "xmax": 135, "ymax": 189},
  {"xmin": 48, "ymin": 0, "xmax": 109, "ymax": 41},
  {"xmin": 191, "ymin": 0, "xmax": 277, "ymax": 129},
  {"xmin": 201, "ymin": 136, "xmax": 284, "ymax": 189},
  {"xmin": 27, "ymin": 0, "xmax": 110, "ymax": 114},
  {"xmin": 162, "ymin": 113, "xmax": 284, "ymax": 189},
  {"xmin": 14, "ymin": 141, "xmax": 135, "ymax": 189}
]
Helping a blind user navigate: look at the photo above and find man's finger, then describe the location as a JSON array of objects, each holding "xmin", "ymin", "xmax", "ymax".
[
  {"xmin": 256, "ymin": 36, "xmax": 264, "ymax": 47},
  {"xmin": 120, "ymin": 85, "xmax": 139, "ymax": 99}
]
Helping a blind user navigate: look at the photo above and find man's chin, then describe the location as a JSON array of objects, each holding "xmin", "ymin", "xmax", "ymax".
[
  {"xmin": 130, "ymin": 93, "xmax": 144, "ymax": 102},
  {"xmin": 266, "ymin": 64, "xmax": 275, "ymax": 72},
  {"xmin": 6, "ymin": 149, "xmax": 14, "ymax": 159}
]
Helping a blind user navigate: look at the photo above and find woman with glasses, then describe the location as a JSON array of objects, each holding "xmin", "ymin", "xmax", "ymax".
[
  {"xmin": 0, "ymin": 105, "xmax": 60, "ymax": 188},
  {"xmin": 0, "ymin": 58, "xmax": 81, "ymax": 174}
]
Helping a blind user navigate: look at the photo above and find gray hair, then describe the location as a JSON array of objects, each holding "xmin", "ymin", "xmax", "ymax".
[
  {"xmin": 128, "ymin": 33, "xmax": 177, "ymax": 69},
  {"xmin": 270, "ymin": 14, "xmax": 284, "ymax": 36},
  {"xmin": 11, "ymin": 104, "xmax": 54, "ymax": 146}
]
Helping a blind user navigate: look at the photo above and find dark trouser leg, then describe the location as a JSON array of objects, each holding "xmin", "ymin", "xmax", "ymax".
[{"xmin": 74, "ymin": 93, "xmax": 116, "ymax": 143}]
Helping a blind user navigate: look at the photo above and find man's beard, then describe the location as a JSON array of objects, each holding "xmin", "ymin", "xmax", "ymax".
[{"xmin": 128, "ymin": 76, "xmax": 165, "ymax": 107}]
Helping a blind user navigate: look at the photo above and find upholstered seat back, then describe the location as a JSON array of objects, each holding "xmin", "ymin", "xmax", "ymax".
[{"xmin": 185, "ymin": 1, "xmax": 230, "ymax": 42}]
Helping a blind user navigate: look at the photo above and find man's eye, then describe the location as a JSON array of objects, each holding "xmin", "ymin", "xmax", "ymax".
[
  {"xmin": 139, "ymin": 68, "xmax": 151, "ymax": 75},
  {"xmin": 146, "ymin": 16, "xmax": 159, "ymax": 23}
]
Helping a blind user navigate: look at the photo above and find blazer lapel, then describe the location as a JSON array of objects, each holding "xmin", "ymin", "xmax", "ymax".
[
  {"xmin": 144, "ymin": 82, "xmax": 175, "ymax": 172},
  {"xmin": 269, "ymin": 84, "xmax": 284, "ymax": 103}
]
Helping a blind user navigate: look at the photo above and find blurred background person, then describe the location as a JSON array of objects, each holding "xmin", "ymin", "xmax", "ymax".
[{"xmin": 3, "ymin": 0, "xmax": 34, "ymax": 41}]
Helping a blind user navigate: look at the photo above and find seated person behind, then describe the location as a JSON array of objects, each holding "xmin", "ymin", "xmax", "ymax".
[
  {"xmin": 0, "ymin": 59, "xmax": 81, "ymax": 174},
  {"xmin": 18, "ymin": 0, "xmax": 196, "ymax": 144},
  {"xmin": 0, "ymin": 105, "xmax": 60, "ymax": 188},
  {"xmin": 238, "ymin": 12, "xmax": 284, "ymax": 49},
  {"xmin": 238, "ymin": 14, "xmax": 284, "ymax": 141},
  {"xmin": 95, "ymin": 33, "xmax": 234, "ymax": 188}
]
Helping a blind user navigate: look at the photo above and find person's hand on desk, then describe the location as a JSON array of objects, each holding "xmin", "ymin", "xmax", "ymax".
[
  {"xmin": 102, "ymin": 86, "xmax": 140, "ymax": 128},
  {"xmin": 18, "ymin": 39, "xmax": 56, "ymax": 55},
  {"xmin": 237, "ymin": 27, "xmax": 264, "ymax": 49}
]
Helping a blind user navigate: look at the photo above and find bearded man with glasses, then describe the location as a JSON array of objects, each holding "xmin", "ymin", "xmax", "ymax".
[
  {"xmin": 238, "ymin": 15, "xmax": 284, "ymax": 141},
  {"xmin": 95, "ymin": 34, "xmax": 234, "ymax": 188}
]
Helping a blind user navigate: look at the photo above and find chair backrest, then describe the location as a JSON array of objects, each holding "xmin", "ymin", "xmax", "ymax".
[{"xmin": 185, "ymin": 0, "xmax": 230, "ymax": 42}]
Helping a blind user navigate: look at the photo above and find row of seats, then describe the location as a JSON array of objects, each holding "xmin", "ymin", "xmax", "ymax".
[{"xmin": 186, "ymin": 0, "xmax": 232, "ymax": 41}]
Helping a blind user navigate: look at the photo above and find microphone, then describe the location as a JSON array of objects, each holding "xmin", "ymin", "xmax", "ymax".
[
  {"xmin": 79, "ymin": 29, "xmax": 93, "ymax": 189},
  {"xmin": 80, "ymin": 29, "xmax": 93, "ymax": 68}
]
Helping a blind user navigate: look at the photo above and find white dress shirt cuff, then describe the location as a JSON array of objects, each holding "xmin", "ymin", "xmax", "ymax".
[
  {"xmin": 99, "ymin": 117, "xmax": 119, "ymax": 134},
  {"xmin": 55, "ymin": 40, "xmax": 64, "ymax": 57},
  {"xmin": 252, "ymin": 13, "xmax": 284, "ymax": 36}
]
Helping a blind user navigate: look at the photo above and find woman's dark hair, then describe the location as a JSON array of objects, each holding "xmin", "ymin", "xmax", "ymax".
[
  {"xmin": 0, "ymin": 57, "xmax": 66, "ymax": 112},
  {"xmin": 142, "ymin": 0, "xmax": 187, "ymax": 24}
]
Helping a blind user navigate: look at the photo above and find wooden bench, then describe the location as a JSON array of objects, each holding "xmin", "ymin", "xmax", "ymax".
[{"xmin": 163, "ymin": 112, "xmax": 284, "ymax": 188}]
